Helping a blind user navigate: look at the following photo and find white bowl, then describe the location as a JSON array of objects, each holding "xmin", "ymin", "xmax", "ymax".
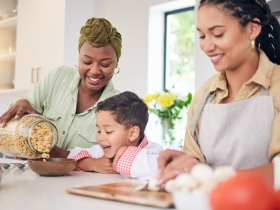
[{"xmin": 172, "ymin": 191, "xmax": 211, "ymax": 210}]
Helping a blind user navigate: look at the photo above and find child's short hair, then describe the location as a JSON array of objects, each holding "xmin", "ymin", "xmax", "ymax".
[{"xmin": 96, "ymin": 91, "xmax": 149, "ymax": 137}]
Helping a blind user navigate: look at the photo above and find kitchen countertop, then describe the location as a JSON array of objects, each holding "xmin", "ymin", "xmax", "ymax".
[{"xmin": 0, "ymin": 158, "xmax": 175, "ymax": 210}]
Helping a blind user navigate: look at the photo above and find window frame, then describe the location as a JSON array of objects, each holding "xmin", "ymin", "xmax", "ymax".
[{"xmin": 163, "ymin": 6, "xmax": 195, "ymax": 90}]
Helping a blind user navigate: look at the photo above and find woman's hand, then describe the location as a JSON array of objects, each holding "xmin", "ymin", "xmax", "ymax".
[
  {"xmin": 0, "ymin": 99, "xmax": 37, "ymax": 127},
  {"xmin": 77, "ymin": 156, "xmax": 118, "ymax": 174},
  {"xmin": 157, "ymin": 149, "xmax": 200, "ymax": 185}
]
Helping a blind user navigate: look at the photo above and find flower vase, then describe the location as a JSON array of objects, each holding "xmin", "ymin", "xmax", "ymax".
[{"xmin": 161, "ymin": 119, "xmax": 174, "ymax": 148}]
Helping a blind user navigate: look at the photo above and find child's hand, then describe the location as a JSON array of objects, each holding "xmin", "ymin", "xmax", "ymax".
[
  {"xmin": 95, "ymin": 156, "xmax": 118, "ymax": 174},
  {"xmin": 76, "ymin": 156, "xmax": 118, "ymax": 174}
]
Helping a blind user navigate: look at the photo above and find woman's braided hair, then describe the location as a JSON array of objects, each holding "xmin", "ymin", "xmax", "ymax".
[{"xmin": 199, "ymin": 0, "xmax": 280, "ymax": 64}]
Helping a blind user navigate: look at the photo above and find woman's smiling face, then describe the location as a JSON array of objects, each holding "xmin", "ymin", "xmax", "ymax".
[
  {"xmin": 78, "ymin": 41, "xmax": 117, "ymax": 93},
  {"xmin": 197, "ymin": 5, "xmax": 252, "ymax": 73}
]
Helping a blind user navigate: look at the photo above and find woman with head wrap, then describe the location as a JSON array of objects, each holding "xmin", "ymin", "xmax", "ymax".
[{"xmin": 0, "ymin": 18, "xmax": 122, "ymax": 173}]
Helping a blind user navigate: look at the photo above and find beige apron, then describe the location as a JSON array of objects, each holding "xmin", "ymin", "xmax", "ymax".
[{"xmin": 190, "ymin": 86, "xmax": 274, "ymax": 169}]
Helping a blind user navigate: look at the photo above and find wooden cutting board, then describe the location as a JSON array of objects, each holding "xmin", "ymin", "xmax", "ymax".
[{"xmin": 66, "ymin": 182, "xmax": 174, "ymax": 208}]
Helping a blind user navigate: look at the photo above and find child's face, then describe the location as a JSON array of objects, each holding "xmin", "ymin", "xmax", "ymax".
[{"xmin": 96, "ymin": 110, "xmax": 133, "ymax": 158}]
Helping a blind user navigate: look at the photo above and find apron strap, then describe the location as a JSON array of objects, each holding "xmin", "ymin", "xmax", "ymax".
[
  {"xmin": 190, "ymin": 91, "xmax": 215, "ymax": 143},
  {"xmin": 206, "ymin": 92, "xmax": 216, "ymax": 104},
  {"xmin": 260, "ymin": 86, "xmax": 268, "ymax": 96}
]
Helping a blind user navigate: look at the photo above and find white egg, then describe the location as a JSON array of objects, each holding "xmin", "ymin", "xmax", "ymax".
[
  {"xmin": 213, "ymin": 165, "xmax": 236, "ymax": 182},
  {"xmin": 164, "ymin": 179, "xmax": 176, "ymax": 193},
  {"xmin": 174, "ymin": 173, "xmax": 198, "ymax": 191},
  {"xmin": 190, "ymin": 163, "xmax": 214, "ymax": 183},
  {"xmin": 147, "ymin": 177, "xmax": 161, "ymax": 191}
]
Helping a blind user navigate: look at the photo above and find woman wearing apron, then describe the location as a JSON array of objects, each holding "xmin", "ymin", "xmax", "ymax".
[{"xmin": 157, "ymin": 0, "xmax": 280, "ymax": 185}]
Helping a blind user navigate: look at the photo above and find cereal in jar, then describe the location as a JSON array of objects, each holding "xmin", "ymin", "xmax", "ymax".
[{"xmin": 0, "ymin": 114, "xmax": 58, "ymax": 159}]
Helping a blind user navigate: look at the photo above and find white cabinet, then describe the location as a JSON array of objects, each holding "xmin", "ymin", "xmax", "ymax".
[
  {"xmin": 14, "ymin": 0, "xmax": 65, "ymax": 90},
  {"xmin": 0, "ymin": 0, "xmax": 17, "ymax": 90},
  {"xmin": 0, "ymin": 0, "xmax": 95, "ymax": 92}
]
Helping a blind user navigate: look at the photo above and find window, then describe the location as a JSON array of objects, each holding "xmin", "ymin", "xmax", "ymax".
[{"xmin": 164, "ymin": 7, "xmax": 195, "ymax": 95}]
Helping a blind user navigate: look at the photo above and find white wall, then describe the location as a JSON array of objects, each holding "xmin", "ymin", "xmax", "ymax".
[
  {"xmin": 63, "ymin": 0, "xmax": 95, "ymax": 67},
  {"xmin": 93, "ymin": 0, "xmax": 177, "ymax": 97},
  {"xmin": 93, "ymin": 0, "xmax": 216, "ymax": 95}
]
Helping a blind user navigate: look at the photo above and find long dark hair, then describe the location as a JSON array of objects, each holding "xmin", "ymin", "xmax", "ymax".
[{"xmin": 199, "ymin": 0, "xmax": 280, "ymax": 64}]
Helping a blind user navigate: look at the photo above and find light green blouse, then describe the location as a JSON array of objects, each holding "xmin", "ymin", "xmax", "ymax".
[{"xmin": 23, "ymin": 65, "xmax": 120, "ymax": 150}]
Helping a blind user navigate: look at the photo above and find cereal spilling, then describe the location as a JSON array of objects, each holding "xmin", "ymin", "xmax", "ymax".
[{"xmin": 0, "ymin": 114, "xmax": 58, "ymax": 159}]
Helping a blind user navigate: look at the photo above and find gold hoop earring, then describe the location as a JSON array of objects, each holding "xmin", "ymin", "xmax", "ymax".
[
  {"xmin": 74, "ymin": 60, "xmax": 78, "ymax": 68},
  {"xmin": 114, "ymin": 67, "xmax": 120, "ymax": 74},
  {"xmin": 251, "ymin": 39, "xmax": 255, "ymax": 51}
]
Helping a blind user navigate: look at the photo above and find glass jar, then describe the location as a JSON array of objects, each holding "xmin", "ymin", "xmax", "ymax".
[{"xmin": 0, "ymin": 114, "xmax": 58, "ymax": 159}]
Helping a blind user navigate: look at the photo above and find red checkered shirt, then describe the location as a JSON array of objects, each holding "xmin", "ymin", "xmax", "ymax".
[
  {"xmin": 114, "ymin": 135, "xmax": 148, "ymax": 177},
  {"xmin": 71, "ymin": 150, "xmax": 92, "ymax": 171}
]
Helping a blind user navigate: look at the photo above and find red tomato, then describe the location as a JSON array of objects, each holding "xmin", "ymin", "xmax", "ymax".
[{"xmin": 210, "ymin": 173, "xmax": 278, "ymax": 210}]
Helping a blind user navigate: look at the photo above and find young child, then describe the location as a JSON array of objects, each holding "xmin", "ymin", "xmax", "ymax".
[{"xmin": 67, "ymin": 91, "xmax": 164, "ymax": 180}]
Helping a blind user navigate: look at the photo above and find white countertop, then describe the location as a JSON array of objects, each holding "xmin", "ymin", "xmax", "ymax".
[{"xmin": 0, "ymin": 158, "xmax": 175, "ymax": 210}]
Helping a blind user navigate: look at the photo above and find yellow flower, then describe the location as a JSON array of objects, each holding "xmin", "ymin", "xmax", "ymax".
[
  {"xmin": 143, "ymin": 93, "xmax": 159, "ymax": 106},
  {"xmin": 156, "ymin": 92, "xmax": 176, "ymax": 108}
]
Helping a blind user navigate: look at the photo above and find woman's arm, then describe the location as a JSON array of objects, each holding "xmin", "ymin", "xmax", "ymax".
[
  {"xmin": 0, "ymin": 99, "xmax": 37, "ymax": 127},
  {"xmin": 49, "ymin": 146, "xmax": 70, "ymax": 158},
  {"xmin": 158, "ymin": 151, "xmax": 274, "ymax": 185}
]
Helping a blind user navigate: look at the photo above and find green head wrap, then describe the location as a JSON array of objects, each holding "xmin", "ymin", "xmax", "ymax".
[{"xmin": 78, "ymin": 18, "xmax": 122, "ymax": 61}]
